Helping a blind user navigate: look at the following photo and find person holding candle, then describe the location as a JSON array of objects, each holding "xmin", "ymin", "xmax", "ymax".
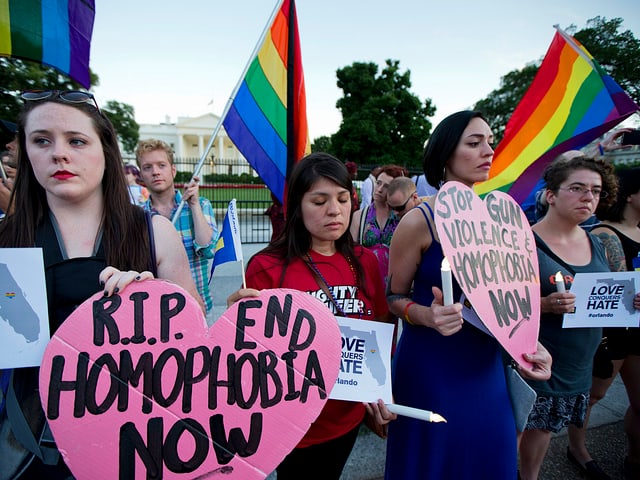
[
  {"xmin": 567, "ymin": 167, "xmax": 640, "ymax": 480},
  {"xmin": 384, "ymin": 111, "xmax": 552, "ymax": 479},
  {"xmin": 244, "ymin": 152, "xmax": 395, "ymax": 480},
  {"xmin": 519, "ymin": 156, "xmax": 622, "ymax": 480}
]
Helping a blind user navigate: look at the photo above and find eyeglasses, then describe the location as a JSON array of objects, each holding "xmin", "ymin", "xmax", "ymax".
[
  {"xmin": 558, "ymin": 185, "xmax": 608, "ymax": 199},
  {"xmin": 388, "ymin": 192, "xmax": 416, "ymax": 212},
  {"xmin": 21, "ymin": 90, "xmax": 100, "ymax": 112}
]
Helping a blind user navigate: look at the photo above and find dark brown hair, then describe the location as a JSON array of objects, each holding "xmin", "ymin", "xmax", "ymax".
[{"xmin": 0, "ymin": 96, "xmax": 152, "ymax": 272}]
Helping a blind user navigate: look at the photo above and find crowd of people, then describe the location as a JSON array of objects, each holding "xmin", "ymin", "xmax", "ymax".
[{"xmin": 0, "ymin": 90, "xmax": 639, "ymax": 480}]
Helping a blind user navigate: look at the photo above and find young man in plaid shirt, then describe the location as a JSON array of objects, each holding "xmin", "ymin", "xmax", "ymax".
[{"xmin": 136, "ymin": 139, "xmax": 218, "ymax": 323}]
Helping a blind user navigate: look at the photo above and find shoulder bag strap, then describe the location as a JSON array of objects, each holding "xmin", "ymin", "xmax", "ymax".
[{"xmin": 358, "ymin": 205, "xmax": 370, "ymax": 244}]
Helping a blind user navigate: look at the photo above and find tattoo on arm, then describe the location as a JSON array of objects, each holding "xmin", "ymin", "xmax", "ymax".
[{"xmin": 595, "ymin": 231, "xmax": 626, "ymax": 272}]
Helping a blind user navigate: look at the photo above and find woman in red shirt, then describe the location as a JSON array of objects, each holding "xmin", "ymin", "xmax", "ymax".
[{"xmin": 245, "ymin": 152, "xmax": 394, "ymax": 479}]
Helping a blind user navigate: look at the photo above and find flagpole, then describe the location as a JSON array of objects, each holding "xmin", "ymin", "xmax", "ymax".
[{"xmin": 172, "ymin": 0, "xmax": 287, "ymax": 224}]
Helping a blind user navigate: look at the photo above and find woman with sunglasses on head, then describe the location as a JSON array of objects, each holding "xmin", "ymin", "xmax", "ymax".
[
  {"xmin": 350, "ymin": 164, "xmax": 407, "ymax": 286},
  {"xmin": 385, "ymin": 111, "xmax": 551, "ymax": 479},
  {"xmin": 518, "ymin": 156, "xmax": 634, "ymax": 480},
  {"xmin": 244, "ymin": 153, "xmax": 395, "ymax": 479},
  {"xmin": 0, "ymin": 90, "xmax": 255, "ymax": 478}
]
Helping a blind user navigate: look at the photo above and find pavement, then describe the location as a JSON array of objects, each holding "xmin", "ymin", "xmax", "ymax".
[{"xmin": 209, "ymin": 244, "xmax": 632, "ymax": 480}]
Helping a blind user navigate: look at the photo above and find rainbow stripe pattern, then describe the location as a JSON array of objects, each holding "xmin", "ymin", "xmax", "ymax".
[
  {"xmin": 222, "ymin": 0, "xmax": 310, "ymax": 203},
  {"xmin": 0, "ymin": 0, "xmax": 95, "ymax": 88},
  {"xmin": 476, "ymin": 28, "xmax": 639, "ymax": 203}
]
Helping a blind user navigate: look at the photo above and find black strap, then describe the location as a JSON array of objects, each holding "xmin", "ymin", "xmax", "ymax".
[
  {"xmin": 145, "ymin": 210, "xmax": 158, "ymax": 276},
  {"xmin": 6, "ymin": 370, "xmax": 60, "ymax": 465}
]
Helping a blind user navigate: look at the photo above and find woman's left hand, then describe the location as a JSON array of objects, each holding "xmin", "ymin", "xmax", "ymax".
[
  {"xmin": 99, "ymin": 267, "xmax": 155, "ymax": 296},
  {"xmin": 364, "ymin": 398, "xmax": 398, "ymax": 425},
  {"xmin": 518, "ymin": 341, "xmax": 552, "ymax": 381},
  {"xmin": 634, "ymin": 292, "xmax": 640, "ymax": 311}
]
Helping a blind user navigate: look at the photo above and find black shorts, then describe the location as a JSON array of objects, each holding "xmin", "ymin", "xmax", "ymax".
[{"xmin": 592, "ymin": 327, "xmax": 640, "ymax": 379}]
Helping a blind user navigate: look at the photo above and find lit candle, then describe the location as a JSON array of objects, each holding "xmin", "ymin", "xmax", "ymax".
[
  {"xmin": 386, "ymin": 403, "xmax": 447, "ymax": 423},
  {"xmin": 555, "ymin": 271, "xmax": 566, "ymax": 293},
  {"xmin": 441, "ymin": 257, "xmax": 454, "ymax": 306}
]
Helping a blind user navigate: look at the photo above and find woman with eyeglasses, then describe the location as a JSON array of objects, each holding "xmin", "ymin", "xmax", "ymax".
[
  {"xmin": 566, "ymin": 167, "xmax": 640, "ymax": 479},
  {"xmin": 350, "ymin": 164, "xmax": 407, "ymax": 286},
  {"xmin": 519, "ymin": 156, "xmax": 627, "ymax": 480},
  {"xmin": 0, "ymin": 90, "xmax": 239, "ymax": 478}
]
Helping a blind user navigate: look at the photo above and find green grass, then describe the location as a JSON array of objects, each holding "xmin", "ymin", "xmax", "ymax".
[{"xmin": 197, "ymin": 185, "xmax": 272, "ymax": 203}]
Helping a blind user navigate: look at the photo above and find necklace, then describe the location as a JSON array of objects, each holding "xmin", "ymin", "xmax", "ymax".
[{"xmin": 306, "ymin": 252, "xmax": 357, "ymax": 317}]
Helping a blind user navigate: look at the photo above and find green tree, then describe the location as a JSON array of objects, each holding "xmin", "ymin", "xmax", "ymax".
[
  {"xmin": 330, "ymin": 60, "xmax": 435, "ymax": 169},
  {"xmin": 0, "ymin": 57, "xmax": 97, "ymax": 120},
  {"xmin": 0, "ymin": 57, "xmax": 139, "ymax": 152},
  {"xmin": 311, "ymin": 135, "xmax": 332, "ymax": 153},
  {"xmin": 102, "ymin": 100, "xmax": 139, "ymax": 154},
  {"xmin": 474, "ymin": 17, "xmax": 640, "ymax": 144}
]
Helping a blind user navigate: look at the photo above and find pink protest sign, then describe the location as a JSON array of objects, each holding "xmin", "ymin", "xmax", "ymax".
[
  {"xmin": 434, "ymin": 181, "xmax": 540, "ymax": 368},
  {"xmin": 38, "ymin": 281, "xmax": 341, "ymax": 479}
]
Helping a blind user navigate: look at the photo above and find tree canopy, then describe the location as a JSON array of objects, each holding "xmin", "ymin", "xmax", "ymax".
[
  {"xmin": 327, "ymin": 59, "xmax": 435, "ymax": 169},
  {"xmin": 475, "ymin": 17, "xmax": 640, "ymax": 144},
  {"xmin": 0, "ymin": 57, "xmax": 139, "ymax": 153}
]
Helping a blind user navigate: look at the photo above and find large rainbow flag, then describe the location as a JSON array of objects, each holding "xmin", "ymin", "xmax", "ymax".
[
  {"xmin": 475, "ymin": 27, "xmax": 639, "ymax": 203},
  {"xmin": 222, "ymin": 0, "xmax": 310, "ymax": 204},
  {"xmin": 0, "ymin": 0, "xmax": 95, "ymax": 88}
]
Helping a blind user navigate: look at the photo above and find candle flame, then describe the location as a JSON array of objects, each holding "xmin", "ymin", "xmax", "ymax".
[
  {"xmin": 554, "ymin": 271, "xmax": 563, "ymax": 282},
  {"xmin": 441, "ymin": 257, "xmax": 451, "ymax": 271}
]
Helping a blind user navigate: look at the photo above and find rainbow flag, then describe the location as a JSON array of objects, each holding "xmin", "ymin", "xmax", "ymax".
[
  {"xmin": 0, "ymin": 0, "xmax": 95, "ymax": 88},
  {"xmin": 222, "ymin": 0, "xmax": 310, "ymax": 204},
  {"xmin": 475, "ymin": 27, "xmax": 639, "ymax": 203}
]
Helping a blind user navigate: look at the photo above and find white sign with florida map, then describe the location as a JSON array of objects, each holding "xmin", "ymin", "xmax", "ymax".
[
  {"xmin": 0, "ymin": 248, "xmax": 50, "ymax": 368},
  {"xmin": 330, "ymin": 316, "xmax": 394, "ymax": 403},
  {"xmin": 563, "ymin": 271, "xmax": 640, "ymax": 328}
]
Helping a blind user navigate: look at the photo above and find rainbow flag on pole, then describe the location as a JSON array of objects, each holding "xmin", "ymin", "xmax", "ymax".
[
  {"xmin": 475, "ymin": 27, "xmax": 639, "ymax": 203},
  {"xmin": 222, "ymin": 0, "xmax": 310, "ymax": 204},
  {"xmin": 0, "ymin": 0, "xmax": 95, "ymax": 88}
]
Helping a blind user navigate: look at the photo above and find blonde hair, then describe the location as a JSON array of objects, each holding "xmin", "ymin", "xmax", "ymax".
[{"xmin": 135, "ymin": 138, "xmax": 174, "ymax": 166}]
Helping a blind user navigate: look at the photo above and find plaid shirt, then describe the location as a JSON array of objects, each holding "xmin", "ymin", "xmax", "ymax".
[{"xmin": 143, "ymin": 191, "xmax": 218, "ymax": 312}]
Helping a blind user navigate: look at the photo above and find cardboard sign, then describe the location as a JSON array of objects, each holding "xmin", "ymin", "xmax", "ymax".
[
  {"xmin": 434, "ymin": 181, "xmax": 540, "ymax": 368},
  {"xmin": 0, "ymin": 248, "xmax": 49, "ymax": 368},
  {"xmin": 330, "ymin": 317, "xmax": 394, "ymax": 403},
  {"xmin": 563, "ymin": 271, "xmax": 640, "ymax": 328},
  {"xmin": 39, "ymin": 282, "xmax": 341, "ymax": 479}
]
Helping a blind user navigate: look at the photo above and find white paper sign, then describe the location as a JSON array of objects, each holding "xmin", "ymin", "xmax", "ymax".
[
  {"xmin": 329, "ymin": 317, "xmax": 394, "ymax": 403},
  {"xmin": 563, "ymin": 271, "xmax": 640, "ymax": 328},
  {"xmin": 0, "ymin": 248, "xmax": 50, "ymax": 368}
]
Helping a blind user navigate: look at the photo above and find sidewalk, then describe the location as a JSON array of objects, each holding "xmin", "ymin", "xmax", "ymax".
[{"xmin": 209, "ymin": 244, "xmax": 631, "ymax": 480}]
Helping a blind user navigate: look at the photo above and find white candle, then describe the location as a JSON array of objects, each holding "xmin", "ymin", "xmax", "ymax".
[
  {"xmin": 386, "ymin": 403, "xmax": 446, "ymax": 423},
  {"xmin": 555, "ymin": 271, "xmax": 566, "ymax": 293},
  {"xmin": 441, "ymin": 257, "xmax": 454, "ymax": 306}
]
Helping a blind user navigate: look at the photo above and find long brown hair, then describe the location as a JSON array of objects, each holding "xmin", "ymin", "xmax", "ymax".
[{"xmin": 0, "ymin": 95, "xmax": 151, "ymax": 272}]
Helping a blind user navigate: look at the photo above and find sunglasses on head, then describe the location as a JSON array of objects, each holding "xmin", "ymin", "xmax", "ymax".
[
  {"xmin": 388, "ymin": 192, "xmax": 416, "ymax": 212},
  {"xmin": 21, "ymin": 90, "xmax": 100, "ymax": 113}
]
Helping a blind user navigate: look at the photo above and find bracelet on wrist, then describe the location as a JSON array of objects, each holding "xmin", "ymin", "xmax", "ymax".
[{"xmin": 403, "ymin": 301, "xmax": 417, "ymax": 325}]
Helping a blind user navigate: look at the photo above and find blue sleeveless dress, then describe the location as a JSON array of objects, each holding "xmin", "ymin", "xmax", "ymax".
[{"xmin": 385, "ymin": 203, "xmax": 517, "ymax": 479}]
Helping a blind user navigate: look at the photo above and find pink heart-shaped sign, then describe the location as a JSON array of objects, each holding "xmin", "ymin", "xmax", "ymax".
[
  {"xmin": 434, "ymin": 181, "xmax": 540, "ymax": 368},
  {"xmin": 39, "ymin": 281, "xmax": 341, "ymax": 479}
]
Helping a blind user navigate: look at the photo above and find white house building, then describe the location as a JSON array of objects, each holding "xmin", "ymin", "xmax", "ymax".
[{"xmin": 127, "ymin": 113, "xmax": 254, "ymax": 176}]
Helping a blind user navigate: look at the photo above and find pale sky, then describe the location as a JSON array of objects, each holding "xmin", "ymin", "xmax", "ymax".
[{"xmin": 90, "ymin": 0, "xmax": 640, "ymax": 141}]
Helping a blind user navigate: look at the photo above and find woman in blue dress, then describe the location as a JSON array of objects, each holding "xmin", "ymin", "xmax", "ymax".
[{"xmin": 384, "ymin": 111, "xmax": 552, "ymax": 479}]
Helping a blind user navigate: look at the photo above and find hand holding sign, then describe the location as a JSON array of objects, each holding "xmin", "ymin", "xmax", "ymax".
[
  {"xmin": 434, "ymin": 182, "xmax": 540, "ymax": 368},
  {"xmin": 38, "ymin": 282, "xmax": 341, "ymax": 479}
]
